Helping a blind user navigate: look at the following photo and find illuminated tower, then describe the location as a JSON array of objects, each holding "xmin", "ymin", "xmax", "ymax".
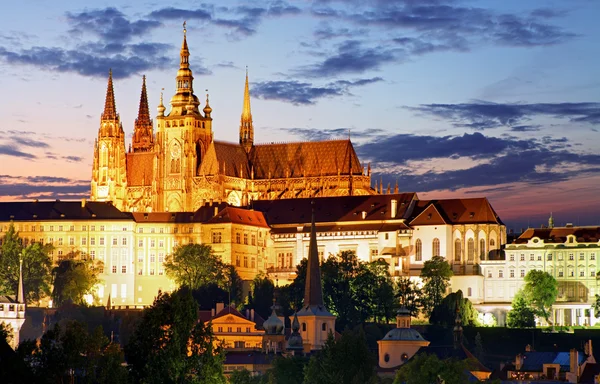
[
  {"xmin": 155, "ymin": 22, "xmax": 213, "ymax": 212},
  {"xmin": 91, "ymin": 69, "xmax": 127, "ymax": 210},
  {"xmin": 131, "ymin": 75, "xmax": 154, "ymax": 152},
  {"xmin": 239, "ymin": 69, "xmax": 253, "ymax": 152}
]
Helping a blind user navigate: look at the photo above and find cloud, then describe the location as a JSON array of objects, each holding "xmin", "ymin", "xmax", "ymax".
[
  {"xmin": 0, "ymin": 175, "xmax": 89, "ymax": 199},
  {"xmin": 0, "ymin": 145, "xmax": 36, "ymax": 159},
  {"xmin": 409, "ymin": 101, "xmax": 600, "ymax": 130},
  {"xmin": 62, "ymin": 156, "xmax": 83, "ymax": 163},
  {"xmin": 296, "ymin": 40, "xmax": 399, "ymax": 78},
  {"xmin": 252, "ymin": 77, "xmax": 382, "ymax": 105},
  {"xmin": 277, "ymin": 127, "xmax": 384, "ymax": 141},
  {"xmin": 11, "ymin": 137, "xmax": 50, "ymax": 148},
  {"xmin": 66, "ymin": 8, "xmax": 159, "ymax": 43}
]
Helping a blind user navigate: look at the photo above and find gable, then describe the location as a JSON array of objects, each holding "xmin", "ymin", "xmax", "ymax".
[{"xmin": 410, "ymin": 203, "xmax": 447, "ymax": 226}]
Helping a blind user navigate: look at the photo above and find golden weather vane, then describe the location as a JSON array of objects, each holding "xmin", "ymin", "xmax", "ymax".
[{"xmin": 183, "ymin": 21, "xmax": 187, "ymax": 34}]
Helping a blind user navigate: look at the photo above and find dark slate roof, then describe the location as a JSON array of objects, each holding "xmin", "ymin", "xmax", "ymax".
[
  {"xmin": 580, "ymin": 362, "xmax": 600, "ymax": 384},
  {"xmin": 131, "ymin": 203, "xmax": 228, "ymax": 223},
  {"xmin": 518, "ymin": 351, "xmax": 584, "ymax": 372},
  {"xmin": 0, "ymin": 201, "xmax": 132, "ymax": 221}
]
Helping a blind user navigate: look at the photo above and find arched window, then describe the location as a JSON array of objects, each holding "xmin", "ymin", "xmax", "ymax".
[
  {"xmin": 454, "ymin": 239, "xmax": 461, "ymax": 262},
  {"xmin": 490, "ymin": 238, "xmax": 496, "ymax": 249},
  {"xmin": 415, "ymin": 239, "xmax": 422, "ymax": 261},
  {"xmin": 467, "ymin": 238, "xmax": 474, "ymax": 262},
  {"xmin": 432, "ymin": 238, "xmax": 440, "ymax": 257},
  {"xmin": 479, "ymin": 239, "xmax": 486, "ymax": 259}
]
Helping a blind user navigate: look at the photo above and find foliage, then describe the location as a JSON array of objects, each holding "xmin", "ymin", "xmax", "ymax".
[
  {"xmin": 420, "ymin": 256, "xmax": 453, "ymax": 317},
  {"xmin": 16, "ymin": 320, "xmax": 128, "ymax": 384},
  {"xmin": 474, "ymin": 332, "xmax": 485, "ymax": 365},
  {"xmin": 429, "ymin": 290, "xmax": 479, "ymax": 327},
  {"xmin": 393, "ymin": 353, "xmax": 468, "ymax": 384},
  {"xmin": 0, "ymin": 223, "xmax": 53, "ymax": 303},
  {"xmin": 164, "ymin": 244, "xmax": 226, "ymax": 290},
  {"xmin": 192, "ymin": 283, "xmax": 230, "ymax": 310},
  {"xmin": 0, "ymin": 321, "xmax": 13, "ymax": 344},
  {"xmin": 303, "ymin": 329, "xmax": 378, "ymax": 384},
  {"xmin": 522, "ymin": 270, "xmax": 558, "ymax": 324},
  {"xmin": 225, "ymin": 264, "xmax": 244, "ymax": 306},
  {"xmin": 248, "ymin": 274, "xmax": 275, "ymax": 319},
  {"xmin": 228, "ymin": 369, "xmax": 262, "ymax": 384},
  {"xmin": 594, "ymin": 294, "xmax": 600, "ymax": 318},
  {"xmin": 125, "ymin": 288, "xmax": 226, "ymax": 384},
  {"xmin": 262, "ymin": 356, "xmax": 306, "ymax": 384},
  {"xmin": 277, "ymin": 259, "xmax": 307, "ymax": 316},
  {"xmin": 394, "ymin": 277, "xmax": 422, "ymax": 317},
  {"xmin": 507, "ymin": 292, "xmax": 536, "ymax": 328},
  {"xmin": 52, "ymin": 256, "xmax": 102, "ymax": 306}
]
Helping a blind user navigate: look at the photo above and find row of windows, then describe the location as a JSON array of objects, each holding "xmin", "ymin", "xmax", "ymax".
[
  {"xmin": 235, "ymin": 255, "xmax": 257, "ymax": 269},
  {"xmin": 3, "ymin": 225, "xmax": 132, "ymax": 232},
  {"xmin": 415, "ymin": 238, "xmax": 440, "ymax": 261},
  {"xmin": 216, "ymin": 326, "xmax": 252, "ymax": 333},
  {"xmin": 487, "ymin": 267, "xmax": 597, "ymax": 279},
  {"xmin": 413, "ymin": 238, "xmax": 497, "ymax": 262},
  {"xmin": 509, "ymin": 252, "xmax": 597, "ymax": 262}
]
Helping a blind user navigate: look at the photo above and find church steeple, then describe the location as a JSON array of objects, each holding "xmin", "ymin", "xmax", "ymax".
[
  {"xmin": 169, "ymin": 21, "xmax": 199, "ymax": 115},
  {"xmin": 132, "ymin": 75, "xmax": 154, "ymax": 152},
  {"xmin": 102, "ymin": 69, "xmax": 117, "ymax": 121},
  {"xmin": 239, "ymin": 68, "xmax": 254, "ymax": 152},
  {"xmin": 304, "ymin": 201, "xmax": 324, "ymax": 308},
  {"xmin": 17, "ymin": 257, "xmax": 24, "ymax": 304}
]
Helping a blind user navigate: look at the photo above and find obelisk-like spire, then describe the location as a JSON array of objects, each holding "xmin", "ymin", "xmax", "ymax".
[
  {"xmin": 102, "ymin": 69, "xmax": 117, "ymax": 120},
  {"xmin": 239, "ymin": 67, "xmax": 254, "ymax": 151},
  {"xmin": 17, "ymin": 257, "xmax": 24, "ymax": 304},
  {"xmin": 303, "ymin": 201, "xmax": 324, "ymax": 308},
  {"xmin": 132, "ymin": 75, "xmax": 153, "ymax": 152}
]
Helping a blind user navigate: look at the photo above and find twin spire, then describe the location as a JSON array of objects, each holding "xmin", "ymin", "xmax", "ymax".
[
  {"xmin": 132, "ymin": 75, "xmax": 154, "ymax": 152},
  {"xmin": 102, "ymin": 69, "xmax": 117, "ymax": 121},
  {"xmin": 239, "ymin": 67, "xmax": 254, "ymax": 151}
]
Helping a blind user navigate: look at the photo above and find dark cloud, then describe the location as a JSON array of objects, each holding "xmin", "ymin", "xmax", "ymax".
[
  {"xmin": 67, "ymin": 8, "xmax": 159, "ymax": 43},
  {"xmin": 62, "ymin": 156, "xmax": 83, "ymax": 163},
  {"xmin": 278, "ymin": 127, "xmax": 384, "ymax": 141},
  {"xmin": 297, "ymin": 40, "xmax": 399, "ymax": 77},
  {"xmin": 252, "ymin": 77, "xmax": 382, "ymax": 105},
  {"xmin": 355, "ymin": 131, "xmax": 600, "ymax": 192},
  {"xmin": 0, "ymin": 175, "xmax": 89, "ymax": 199},
  {"xmin": 409, "ymin": 102, "xmax": 600, "ymax": 130},
  {"xmin": 147, "ymin": 7, "xmax": 212, "ymax": 21},
  {"xmin": 0, "ymin": 145, "xmax": 36, "ymax": 159},
  {"xmin": 11, "ymin": 137, "xmax": 50, "ymax": 148}
]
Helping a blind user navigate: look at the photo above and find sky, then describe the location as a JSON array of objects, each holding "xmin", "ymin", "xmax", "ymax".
[{"xmin": 0, "ymin": 0, "xmax": 599, "ymax": 232}]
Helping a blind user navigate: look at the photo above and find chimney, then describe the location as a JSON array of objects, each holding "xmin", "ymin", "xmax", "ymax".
[
  {"xmin": 216, "ymin": 302, "xmax": 225, "ymax": 314},
  {"xmin": 361, "ymin": 211, "xmax": 367, "ymax": 219},
  {"xmin": 570, "ymin": 349, "xmax": 579, "ymax": 375},
  {"xmin": 81, "ymin": 198, "xmax": 87, "ymax": 208},
  {"xmin": 250, "ymin": 309, "xmax": 255, "ymax": 321},
  {"xmin": 391, "ymin": 199, "xmax": 398, "ymax": 219},
  {"xmin": 211, "ymin": 308, "xmax": 215, "ymax": 317},
  {"xmin": 214, "ymin": 206, "xmax": 219, "ymax": 217},
  {"xmin": 515, "ymin": 354, "xmax": 523, "ymax": 371},
  {"xmin": 587, "ymin": 340, "xmax": 593, "ymax": 357}
]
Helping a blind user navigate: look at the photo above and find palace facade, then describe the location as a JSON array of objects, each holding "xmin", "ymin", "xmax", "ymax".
[{"xmin": 90, "ymin": 27, "xmax": 373, "ymax": 213}]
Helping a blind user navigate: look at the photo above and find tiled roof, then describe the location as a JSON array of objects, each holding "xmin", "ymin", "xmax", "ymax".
[
  {"xmin": 518, "ymin": 351, "xmax": 583, "ymax": 372},
  {"xmin": 250, "ymin": 139, "xmax": 363, "ymax": 179},
  {"xmin": 212, "ymin": 305, "xmax": 247, "ymax": 321},
  {"xmin": 251, "ymin": 193, "xmax": 417, "ymax": 225},
  {"xmin": 131, "ymin": 203, "xmax": 228, "ymax": 223},
  {"xmin": 0, "ymin": 201, "xmax": 132, "ymax": 221},
  {"xmin": 204, "ymin": 207, "xmax": 269, "ymax": 228},
  {"xmin": 410, "ymin": 198, "xmax": 503, "ymax": 225},
  {"xmin": 126, "ymin": 152, "xmax": 154, "ymax": 186},
  {"xmin": 269, "ymin": 222, "xmax": 410, "ymax": 234},
  {"xmin": 516, "ymin": 227, "xmax": 600, "ymax": 244},
  {"xmin": 198, "ymin": 141, "xmax": 250, "ymax": 177}
]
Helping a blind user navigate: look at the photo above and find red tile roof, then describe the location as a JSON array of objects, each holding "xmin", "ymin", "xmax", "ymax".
[
  {"xmin": 204, "ymin": 207, "xmax": 269, "ymax": 228},
  {"xmin": 198, "ymin": 141, "xmax": 250, "ymax": 177},
  {"xmin": 410, "ymin": 198, "xmax": 503, "ymax": 225},
  {"xmin": 126, "ymin": 152, "xmax": 154, "ymax": 186},
  {"xmin": 515, "ymin": 226, "xmax": 600, "ymax": 244}
]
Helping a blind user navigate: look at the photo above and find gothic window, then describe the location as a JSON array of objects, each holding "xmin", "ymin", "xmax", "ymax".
[
  {"xmin": 467, "ymin": 239, "xmax": 474, "ymax": 262},
  {"xmin": 479, "ymin": 239, "xmax": 486, "ymax": 259},
  {"xmin": 432, "ymin": 238, "xmax": 440, "ymax": 257},
  {"xmin": 415, "ymin": 239, "xmax": 422, "ymax": 261},
  {"xmin": 454, "ymin": 239, "xmax": 461, "ymax": 262},
  {"xmin": 490, "ymin": 238, "xmax": 496, "ymax": 249},
  {"xmin": 286, "ymin": 252, "xmax": 293, "ymax": 268},
  {"xmin": 170, "ymin": 159, "xmax": 176, "ymax": 173},
  {"xmin": 277, "ymin": 252, "xmax": 284, "ymax": 268}
]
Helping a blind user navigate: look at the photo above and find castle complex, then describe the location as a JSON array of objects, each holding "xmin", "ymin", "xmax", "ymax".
[{"xmin": 90, "ymin": 27, "xmax": 373, "ymax": 213}]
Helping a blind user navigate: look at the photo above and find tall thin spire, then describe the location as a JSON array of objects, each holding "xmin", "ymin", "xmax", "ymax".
[
  {"xmin": 102, "ymin": 69, "xmax": 117, "ymax": 120},
  {"xmin": 240, "ymin": 67, "xmax": 254, "ymax": 151},
  {"xmin": 181, "ymin": 21, "xmax": 189, "ymax": 68},
  {"xmin": 17, "ymin": 257, "xmax": 24, "ymax": 304},
  {"xmin": 138, "ymin": 75, "xmax": 150, "ymax": 124},
  {"xmin": 304, "ymin": 201, "xmax": 324, "ymax": 308},
  {"xmin": 133, "ymin": 75, "xmax": 154, "ymax": 152}
]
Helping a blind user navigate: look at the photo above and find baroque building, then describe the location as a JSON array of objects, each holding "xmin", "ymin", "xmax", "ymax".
[{"xmin": 91, "ymin": 27, "xmax": 373, "ymax": 213}]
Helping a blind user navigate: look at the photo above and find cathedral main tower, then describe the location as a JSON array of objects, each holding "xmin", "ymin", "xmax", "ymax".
[
  {"xmin": 90, "ymin": 70, "xmax": 127, "ymax": 210},
  {"xmin": 154, "ymin": 24, "xmax": 214, "ymax": 212}
]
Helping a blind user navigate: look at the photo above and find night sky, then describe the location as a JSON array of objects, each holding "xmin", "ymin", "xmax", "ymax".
[{"xmin": 0, "ymin": 0, "xmax": 598, "ymax": 231}]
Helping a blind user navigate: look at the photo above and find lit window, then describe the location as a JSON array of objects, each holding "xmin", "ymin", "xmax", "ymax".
[
  {"xmin": 122, "ymin": 266, "xmax": 127, "ymax": 274},
  {"xmin": 510, "ymin": 270, "xmax": 515, "ymax": 278},
  {"xmin": 100, "ymin": 226, "xmax": 105, "ymax": 231},
  {"xmin": 520, "ymin": 270, "xmax": 525, "ymax": 278},
  {"xmin": 510, "ymin": 254, "xmax": 515, "ymax": 261},
  {"xmin": 433, "ymin": 238, "xmax": 440, "ymax": 257},
  {"xmin": 415, "ymin": 239, "xmax": 422, "ymax": 261},
  {"xmin": 498, "ymin": 270, "xmax": 504, "ymax": 278},
  {"xmin": 122, "ymin": 238, "xmax": 127, "ymax": 246},
  {"xmin": 112, "ymin": 266, "xmax": 117, "ymax": 274},
  {"xmin": 112, "ymin": 237, "xmax": 117, "ymax": 246}
]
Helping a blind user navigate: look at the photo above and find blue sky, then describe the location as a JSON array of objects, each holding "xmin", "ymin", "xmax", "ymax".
[{"xmin": 0, "ymin": 0, "xmax": 599, "ymax": 231}]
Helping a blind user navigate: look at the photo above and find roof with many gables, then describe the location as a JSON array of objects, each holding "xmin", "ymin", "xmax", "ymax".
[{"xmin": 515, "ymin": 226, "xmax": 600, "ymax": 244}]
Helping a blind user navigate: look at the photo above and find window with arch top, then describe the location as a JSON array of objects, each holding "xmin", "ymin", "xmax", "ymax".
[
  {"xmin": 467, "ymin": 238, "xmax": 474, "ymax": 261},
  {"xmin": 479, "ymin": 239, "xmax": 486, "ymax": 259},
  {"xmin": 415, "ymin": 239, "xmax": 422, "ymax": 261},
  {"xmin": 454, "ymin": 239, "xmax": 461, "ymax": 262},
  {"xmin": 432, "ymin": 238, "xmax": 440, "ymax": 257}
]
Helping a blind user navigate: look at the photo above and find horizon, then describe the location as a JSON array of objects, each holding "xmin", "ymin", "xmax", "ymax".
[{"xmin": 0, "ymin": 0, "xmax": 598, "ymax": 232}]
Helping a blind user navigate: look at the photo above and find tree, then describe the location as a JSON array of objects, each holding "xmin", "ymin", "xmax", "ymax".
[
  {"xmin": 164, "ymin": 244, "xmax": 226, "ymax": 290},
  {"xmin": 394, "ymin": 353, "xmax": 468, "ymax": 384},
  {"xmin": 263, "ymin": 355, "xmax": 306, "ymax": 384},
  {"xmin": 474, "ymin": 332, "xmax": 486, "ymax": 365},
  {"xmin": 0, "ymin": 223, "xmax": 53, "ymax": 303},
  {"xmin": 420, "ymin": 256, "xmax": 453, "ymax": 317},
  {"xmin": 224, "ymin": 265, "xmax": 243, "ymax": 306},
  {"xmin": 247, "ymin": 274, "xmax": 275, "ymax": 319},
  {"xmin": 353, "ymin": 260, "xmax": 396, "ymax": 324},
  {"xmin": 429, "ymin": 290, "xmax": 479, "ymax": 327},
  {"xmin": 507, "ymin": 292, "xmax": 536, "ymax": 328},
  {"xmin": 394, "ymin": 277, "xmax": 422, "ymax": 317},
  {"xmin": 593, "ymin": 294, "xmax": 600, "ymax": 318},
  {"xmin": 228, "ymin": 369, "xmax": 261, "ymax": 384},
  {"xmin": 52, "ymin": 257, "xmax": 102, "ymax": 306},
  {"xmin": 125, "ymin": 288, "xmax": 226, "ymax": 384},
  {"xmin": 303, "ymin": 330, "xmax": 378, "ymax": 384},
  {"xmin": 522, "ymin": 270, "xmax": 557, "ymax": 324}
]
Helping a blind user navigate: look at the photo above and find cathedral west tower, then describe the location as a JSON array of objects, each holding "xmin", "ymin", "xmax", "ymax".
[{"xmin": 91, "ymin": 69, "xmax": 127, "ymax": 210}]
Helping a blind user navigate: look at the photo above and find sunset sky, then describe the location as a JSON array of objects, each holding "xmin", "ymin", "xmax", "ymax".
[{"xmin": 0, "ymin": 0, "xmax": 598, "ymax": 231}]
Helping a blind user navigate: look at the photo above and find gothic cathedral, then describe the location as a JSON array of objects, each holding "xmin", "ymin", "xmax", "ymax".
[{"xmin": 91, "ymin": 27, "xmax": 375, "ymax": 212}]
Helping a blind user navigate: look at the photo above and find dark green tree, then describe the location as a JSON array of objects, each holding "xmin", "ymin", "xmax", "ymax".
[
  {"xmin": 522, "ymin": 270, "xmax": 557, "ymax": 324},
  {"xmin": 429, "ymin": 290, "xmax": 479, "ymax": 326},
  {"xmin": 52, "ymin": 257, "xmax": 102, "ymax": 306},
  {"xmin": 248, "ymin": 274, "xmax": 275, "ymax": 319},
  {"xmin": 228, "ymin": 368, "xmax": 261, "ymax": 384},
  {"xmin": 420, "ymin": 256, "xmax": 453, "ymax": 317},
  {"xmin": 164, "ymin": 244, "xmax": 226, "ymax": 289},
  {"xmin": 321, "ymin": 252, "xmax": 360, "ymax": 328},
  {"xmin": 394, "ymin": 277, "xmax": 422, "ymax": 317},
  {"xmin": 125, "ymin": 288, "xmax": 226, "ymax": 384},
  {"xmin": 263, "ymin": 355, "xmax": 306, "ymax": 384},
  {"xmin": 354, "ymin": 260, "xmax": 396, "ymax": 323},
  {"xmin": 474, "ymin": 332, "xmax": 486, "ymax": 365},
  {"xmin": 507, "ymin": 292, "xmax": 536, "ymax": 328},
  {"xmin": 303, "ymin": 330, "xmax": 378, "ymax": 384},
  {"xmin": 0, "ymin": 223, "xmax": 53, "ymax": 303},
  {"xmin": 394, "ymin": 353, "xmax": 468, "ymax": 384},
  {"xmin": 593, "ymin": 294, "xmax": 600, "ymax": 318},
  {"xmin": 225, "ymin": 264, "xmax": 244, "ymax": 306}
]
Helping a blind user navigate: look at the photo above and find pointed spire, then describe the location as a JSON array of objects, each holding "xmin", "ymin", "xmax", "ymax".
[
  {"xmin": 394, "ymin": 179, "xmax": 399, "ymax": 194},
  {"xmin": 240, "ymin": 67, "xmax": 254, "ymax": 151},
  {"xmin": 17, "ymin": 257, "xmax": 24, "ymax": 304},
  {"xmin": 137, "ymin": 75, "xmax": 150, "ymax": 124},
  {"xmin": 548, "ymin": 212, "xmax": 555, "ymax": 229},
  {"xmin": 102, "ymin": 69, "xmax": 117, "ymax": 120},
  {"xmin": 133, "ymin": 76, "xmax": 154, "ymax": 152},
  {"xmin": 304, "ymin": 201, "xmax": 324, "ymax": 308},
  {"xmin": 181, "ymin": 21, "xmax": 189, "ymax": 68}
]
